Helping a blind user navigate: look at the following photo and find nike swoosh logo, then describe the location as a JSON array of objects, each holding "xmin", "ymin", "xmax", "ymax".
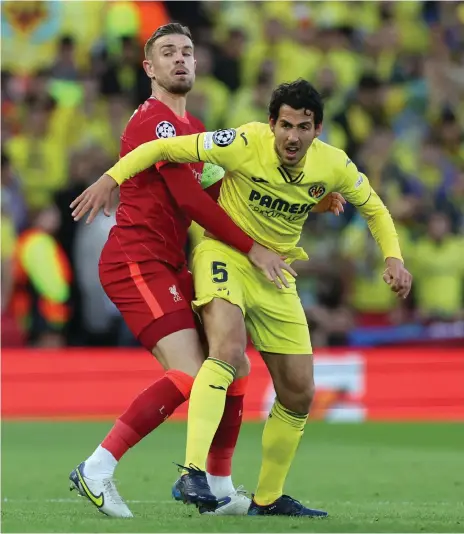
[
  {"xmin": 76, "ymin": 467, "xmax": 104, "ymax": 507},
  {"xmin": 217, "ymin": 496, "xmax": 232, "ymax": 507},
  {"xmin": 251, "ymin": 177, "xmax": 268, "ymax": 183},
  {"xmin": 209, "ymin": 384, "xmax": 226, "ymax": 391}
]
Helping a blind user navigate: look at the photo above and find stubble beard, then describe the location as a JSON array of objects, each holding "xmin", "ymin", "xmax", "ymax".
[{"xmin": 164, "ymin": 77, "xmax": 194, "ymax": 96}]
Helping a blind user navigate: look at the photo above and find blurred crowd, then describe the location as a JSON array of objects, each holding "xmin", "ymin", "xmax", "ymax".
[{"xmin": 1, "ymin": 1, "xmax": 463, "ymax": 349}]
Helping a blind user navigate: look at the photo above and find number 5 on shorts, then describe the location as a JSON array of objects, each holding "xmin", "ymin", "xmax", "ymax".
[{"xmin": 211, "ymin": 261, "xmax": 228, "ymax": 283}]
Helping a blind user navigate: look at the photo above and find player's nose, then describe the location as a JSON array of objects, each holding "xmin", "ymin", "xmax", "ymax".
[{"xmin": 287, "ymin": 131, "xmax": 299, "ymax": 144}]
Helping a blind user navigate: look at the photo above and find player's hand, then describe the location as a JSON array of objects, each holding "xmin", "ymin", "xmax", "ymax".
[
  {"xmin": 248, "ymin": 242, "xmax": 297, "ymax": 290},
  {"xmin": 70, "ymin": 174, "xmax": 117, "ymax": 224},
  {"xmin": 312, "ymin": 192, "xmax": 346, "ymax": 216},
  {"xmin": 382, "ymin": 257, "xmax": 413, "ymax": 299}
]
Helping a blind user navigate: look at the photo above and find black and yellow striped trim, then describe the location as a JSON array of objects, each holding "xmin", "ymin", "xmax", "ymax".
[{"xmin": 208, "ymin": 357, "xmax": 236, "ymax": 379}]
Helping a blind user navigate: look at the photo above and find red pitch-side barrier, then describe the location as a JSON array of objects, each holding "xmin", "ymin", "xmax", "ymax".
[{"xmin": 2, "ymin": 347, "xmax": 463, "ymax": 421}]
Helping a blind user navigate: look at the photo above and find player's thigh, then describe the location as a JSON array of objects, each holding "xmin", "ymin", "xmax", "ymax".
[
  {"xmin": 100, "ymin": 261, "xmax": 202, "ymax": 375},
  {"xmin": 261, "ymin": 351, "xmax": 315, "ymax": 414},
  {"xmin": 152, "ymin": 266, "xmax": 205, "ymax": 375},
  {"xmin": 245, "ymin": 275, "xmax": 312, "ymax": 357},
  {"xmin": 192, "ymin": 239, "xmax": 248, "ymax": 372},
  {"xmin": 153, "ymin": 328, "xmax": 204, "ymax": 377}
]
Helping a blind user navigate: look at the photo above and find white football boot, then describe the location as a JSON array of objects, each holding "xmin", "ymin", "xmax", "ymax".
[
  {"xmin": 201, "ymin": 486, "xmax": 251, "ymax": 515},
  {"xmin": 69, "ymin": 462, "xmax": 133, "ymax": 518}
]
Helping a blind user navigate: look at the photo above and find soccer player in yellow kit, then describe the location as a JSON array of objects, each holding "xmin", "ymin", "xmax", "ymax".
[{"xmin": 74, "ymin": 79, "xmax": 412, "ymax": 516}]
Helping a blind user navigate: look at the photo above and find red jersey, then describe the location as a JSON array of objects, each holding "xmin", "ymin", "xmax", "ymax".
[{"xmin": 100, "ymin": 98, "xmax": 206, "ymax": 269}]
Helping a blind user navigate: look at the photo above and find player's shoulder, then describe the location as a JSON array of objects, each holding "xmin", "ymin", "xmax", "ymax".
[
  {"xmin": 223, "ymin": 122, "xmax": 270, "ymax": 148},
  {"xmin": 124, "ymin": 98, "xmax": 181, "ymax": 141},
  {"xmin": 236, "ymin": 121, "xmax": 270, "ymax": 139},
  {"xmin": 312, "ymin": 138, "xmax": 352, "ymax": 171},
  {"xmin": 186, "ymin": 112, "xmax": 206, "ymax": 134}
]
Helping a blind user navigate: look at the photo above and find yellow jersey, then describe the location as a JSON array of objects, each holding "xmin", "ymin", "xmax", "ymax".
[{"xmin": 108, "ymin": 122, "xmax": 402, "ymax": 262}]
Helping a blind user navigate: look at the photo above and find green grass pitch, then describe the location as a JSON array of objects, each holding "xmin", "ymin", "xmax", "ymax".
[{"xmin": 1, "ymin": 421, "xmax": 463, "ymax": 532}]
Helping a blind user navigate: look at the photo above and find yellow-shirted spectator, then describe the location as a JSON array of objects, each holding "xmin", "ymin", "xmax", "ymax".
[
  {"xmin": 341, "ymin": 215, "xmax": 410, "ymax": 317},
  {"xmin": 316, "ymin": 28, "xmax": 362, "ymax": 93},
  {"xmin": 1, "ymin": 214, "xmax": 17, "ymax": 261},
  {"xmin": 187, "ymin": 45, "xmax": 229, "ymax": 131},
  {"xmin": 207, "ymin": 1, "xmax": 264, "ymax": 46},
  {"xmin": 361, "ymin": 28, "xmax": 398, "ymax": 83},
  {"xmin": 392, "ymin": 2, "xmax": 430, "ymax": 54},
  {"xmin": 11, "ymin": 206, "xmax": 72, "ymax": 345},
  {"xmin": 65, "ymin": 78, "xmax": 119, "ymax": 158},
  {"xmin": 1, "ymin": 214, "xmax": 17, "ymax": 314},
  {"xmin": 410, "ymin": 213, "xmax": 464, "ymax": 319},
  {"xmin": 225, "ymin": 72, "xmax": 273, "ymax": 128},
  {"xmin": 334, "ymin": 75, "xmax": 388, "ymax": 157},
  {"xmin": 242, "ymin": 19, "xmax": 319, "ymax": 88},
  {"xmin": 1, "ymin": 1, "xmax": 105, "ymax": 75},
  {"xmin": 6, "ymin": 98, "xmax": 68, "ymax": 210},
  {"xmin": 105, "ymin": 0, "xmax": 140, "ymax": 54}
]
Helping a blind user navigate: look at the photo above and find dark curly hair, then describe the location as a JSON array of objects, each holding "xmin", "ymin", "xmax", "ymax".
[{"xmin": 269, "ymin": 79, "xmax": 324, "ymax": 126}]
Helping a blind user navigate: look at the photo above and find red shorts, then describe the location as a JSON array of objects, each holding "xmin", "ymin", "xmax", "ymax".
[{"xmin": 99, "ymin": 260, "xmax": 196, "ymax": 351}]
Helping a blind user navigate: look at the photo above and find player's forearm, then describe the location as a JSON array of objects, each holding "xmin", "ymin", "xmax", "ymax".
[
  {"xmin": 204, "ymin": 180, "xmax": 222, "ymax": 202},
  {"xmin": 107, "ymin": 135, "xmax": 201, "ymax": 185},
  {"xmin": 162, "ymin": 165, "xmax": 253, "ymax": 254},
  {"xmin": 357, "ymin": 189, "xmax": 403, "ymax": 261}
]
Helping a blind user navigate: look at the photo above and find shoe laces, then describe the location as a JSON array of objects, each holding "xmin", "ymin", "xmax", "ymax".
[
  {"xmin": 174, "ymin": 463, "xmax": 205, "ymax": 477},
  {"xmin": 174, "ymin": 463, "xmax": 210, "ymax": 490},
  {"xmin": 281, "ymin": 494, "xmax": 306, "ymax": 514},
  {"xmin": 234, "ymin": 485, "xmax": 249, "ymax": 497},
  {"xmin": 102, "ymin": 478, "xmax": 126, "ymax": 506},
  {"xmin": 282, "ymin": 494, "xmax": 302, "ymax": 505}
]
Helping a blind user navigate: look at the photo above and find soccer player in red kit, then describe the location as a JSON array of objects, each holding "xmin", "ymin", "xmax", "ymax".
[{"xmin": 68, "ymin": 23, "xmax": 297, "ymax": 518}]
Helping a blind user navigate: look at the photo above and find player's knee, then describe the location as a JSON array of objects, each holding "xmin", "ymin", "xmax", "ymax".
[
  {"xmin": 235, "ymin": 353, "xmax": 251, "ymax": 378},
  {"xmin": 209, "ymin": 341, "xmax": 246, "ymax": 371},
  {"xmin": 278, "ymin": 379, "xmax": 315, "ymax": 414}
]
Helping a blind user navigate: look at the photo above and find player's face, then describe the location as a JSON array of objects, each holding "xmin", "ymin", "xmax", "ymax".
[
  {"xmin": 144, "ymin": 34, "xmax": 196, "ymax": 95},
  {"xmin": 270, "ymin": 105, "xmax": 322, "ymax": 167}
]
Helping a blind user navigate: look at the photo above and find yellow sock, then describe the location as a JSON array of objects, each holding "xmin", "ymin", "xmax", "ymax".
[
  {"xmin": 184, "ymin": 358, "xmax": 236, "ymax": 471},
  {"xmin": 254, "ymin": 399, "xmax": 308, "ymax": 505}
]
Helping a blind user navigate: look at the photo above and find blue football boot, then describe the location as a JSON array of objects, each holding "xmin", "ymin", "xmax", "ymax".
[
  {"xmin": 173, "ymin": 464, "xmax": 218, "ymax": 511},
  {"xmin": 248, "ymin": 494, "xmax": 328, "ymax": 517}
]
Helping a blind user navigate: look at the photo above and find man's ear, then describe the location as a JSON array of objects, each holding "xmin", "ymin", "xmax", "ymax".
[
  {"xmin": 269, "ymin": 117, "xmax": 276, "ymax": 133},
  {"xmin": 315, "ymin": 122, "xmax": 323, "ymax": 138}
]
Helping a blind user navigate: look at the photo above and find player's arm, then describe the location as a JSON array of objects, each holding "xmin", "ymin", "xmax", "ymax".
[
  {"xmin": 106, "ymin": 128, "xmax": 245, "ymax": 186},
  {"xmin": 70, "ymin": 134, "xmax": 296, "ymax": 288},
  {"xmin": 70, "ymin": 128, "xmax": 247, "ymax": 222},
  {"xmin": 338, "ymin": 157, "xmax": 412, "ymax": 298},
  {"xmin": 160, "ymin": 163, "xmax": 252, "ymax": 254}
]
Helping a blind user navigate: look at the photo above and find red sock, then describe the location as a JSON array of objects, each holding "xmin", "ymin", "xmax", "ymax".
[
  {"xmin": 101, "ymin": 369, "xmax": 194, "ymax": 461},
  {"xmin": 207, "ymin": 376, "xmax": 248, "ymax": 476}
]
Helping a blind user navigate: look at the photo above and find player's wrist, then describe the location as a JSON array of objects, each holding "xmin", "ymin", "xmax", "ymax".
[
  {"xmin": 102, "ymin": 173, "xmax": 121, "ymax": 188},
  {"xmin": 385, "ymin": 256, "xmax": 403, "ymax": 266},
  {"xmin": 247, "ymin": 241, "xmax": 260, "ymax": 256}
]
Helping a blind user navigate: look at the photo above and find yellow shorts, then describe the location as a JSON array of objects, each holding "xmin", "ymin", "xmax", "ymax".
[{"xmin": 192, "ymin": 238, "xmax": 312, "ymax": 355}]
